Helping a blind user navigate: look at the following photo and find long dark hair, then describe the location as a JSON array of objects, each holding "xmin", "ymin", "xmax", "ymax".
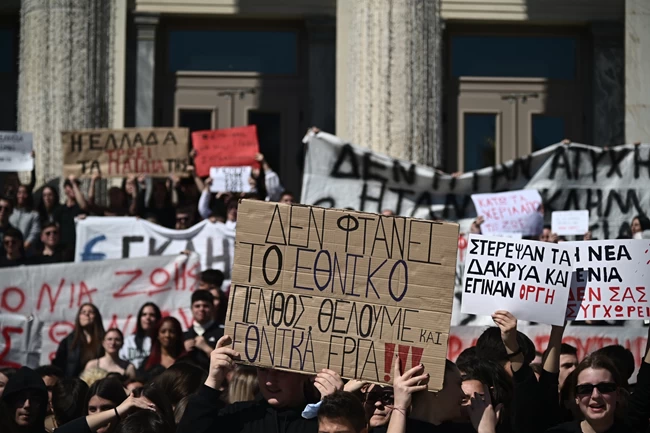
[
  {"xmin": 150, "ymin": 362, "xmax": 206, "ymax": 409},
  {"xmin": 16, "ymin": 184, "xmax": 34, "ymax": 211},
  {"xmin": 72, "ymin": 303, "xmax": 105, "ymax": 367},
  {"xmin": 144, "ymin": 317, "xmax": 184, "ymax": 372},
  {"xmin": 133, "ymin": 383, "xmax": 175, "ymax": 427},
  {"xmin": 84, "ymin": 377, "xmax": 127, "ymax": 414},
  {"xmin": 37, "ymin": 185, "xmax": 60, "ymax": 223},
  {"xmin": 52, "ymin": 378, "xmax": 89, "ymax": 426},
  {"xmin": 134, "ymin": 302, "xmax": 162, "ymax": 350}
]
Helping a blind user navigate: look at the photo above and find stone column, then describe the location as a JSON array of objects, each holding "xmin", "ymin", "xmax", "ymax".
[
  {"xmin": 591, "ymin": 22, "xmax": 624, "ymax": 146},
  {"xmin": 340, "ymin": 0, "xmax": 443, "ymax": 167},
  {"xmin": 625, "ymin": 0, "xmax": 650, "ymax": 143},
  {"xmin": 306, "ymin": 17, "xmax": 336, "ymax": 134},
  {"xmin": 18, "ymin": 0, "xmax": 114, "ymax": 187},
  {"xmin": 134, "ymin": 13, "xmax": 159, "ymax": 127}
]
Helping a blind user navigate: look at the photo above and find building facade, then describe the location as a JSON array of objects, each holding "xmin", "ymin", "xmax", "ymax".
[{"xmin": 1, "ymin": 0, "xmax": 648, "ymax": 193}]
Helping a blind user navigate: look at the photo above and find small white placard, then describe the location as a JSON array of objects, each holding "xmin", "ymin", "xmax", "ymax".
[
  {"xmin": 552, "ymin": 210, "xmax": 589, "ymax": 236},
  {"xmin": 0, "ymin": 131, "xmax": 33, "ymax": 172},
  {"xmin": 210, "ymin": 166, "xmax": 252, "ymax": 193}
]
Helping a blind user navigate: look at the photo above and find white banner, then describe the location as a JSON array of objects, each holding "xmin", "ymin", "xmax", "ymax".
[
  {"xmin": 301, "ymin": 133, "xmax": 650, "ymax": 328},
  {"xmin": 461, "ymin": 235, "xmax": 572, "ymax": 326},
  {"xmin": 0, "ymin": 131, "xmax": 33, "ymax": 172},
  {"xmin": 566, "ymin": 239, "xmax": 650, "ymax": 321},
  {"xmin": 0, "ymin": 254, "xmax": 200, "ymax": 365},
  {"xmin": 75, "ymin": 217, "xmax": 235, "ymax": 277}
]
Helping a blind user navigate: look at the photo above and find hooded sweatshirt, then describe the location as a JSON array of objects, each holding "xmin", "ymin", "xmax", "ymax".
[
  {"xmin": 178, "ymin": 385, "xmax": 317, "ymax": 433},
  {"xmin": 1, "ymin": 366, "xmax": 48, "ymax": 433}
]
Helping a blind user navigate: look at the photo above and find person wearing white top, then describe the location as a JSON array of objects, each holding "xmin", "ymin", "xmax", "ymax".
[{"xmin": 119, "ymin": 302, "xmax": 161, "ymax": 370}]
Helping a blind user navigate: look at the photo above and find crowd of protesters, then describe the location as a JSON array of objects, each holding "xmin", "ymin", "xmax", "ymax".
[{"xmin": 2, "ymin": 134, "xmax": 650, "ymax": 432}]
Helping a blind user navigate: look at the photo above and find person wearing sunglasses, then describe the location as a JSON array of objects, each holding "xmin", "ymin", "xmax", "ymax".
[
  {"xmin": 33, "ymin": 222, "xmax": 73, "ymax": 264},
  {"xmin": 546, "ymin": 354, "xmax": 631, "ymax": 433},
  {"xmin": 0, "ymin": 226, "xmax": 29, "ymax": 267}
]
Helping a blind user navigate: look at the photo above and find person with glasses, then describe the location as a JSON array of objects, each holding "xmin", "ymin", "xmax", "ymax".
[
  {"xmin": 175, "ymin": 206, "xmax": 196, "ymax": 230},
  {"xmin": 0, "ymin": 226, "xmax": 29, "ymax": 267},
  {"xmin": 1, "ymin": 366, "xmax": 48, "ymax": 433},
  {"xmin": 33, "ymin": 222, "xmax": 73, "ymax": 264}
]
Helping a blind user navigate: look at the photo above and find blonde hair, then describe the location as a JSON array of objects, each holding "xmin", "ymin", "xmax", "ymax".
[
  {"xmin": 79, "ymin": 367, "xmax": 108, "ymax": 387},
  {"xmin": 226, "ymin": 366, "xmax": 259, "ymax": 404}
]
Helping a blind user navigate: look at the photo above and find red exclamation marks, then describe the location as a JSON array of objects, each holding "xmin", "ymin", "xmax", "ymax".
[
  {"xmin": 384, "ymin": 343, "xmax": 395, "ymax": 381},
  {"xmin": 383, "ymin": 343, "xmax": 413, "ymax": 382},
  {"xmin": 411, "ymin": 346, "xmax": 424, "ymax": 368}
]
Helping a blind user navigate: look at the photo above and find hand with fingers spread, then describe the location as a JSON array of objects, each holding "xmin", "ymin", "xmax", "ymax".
[
  {"xmin": 392, "ymin": 353, "xmax": 429, "ymax": 412},
  {"xmin": 205, "ymin": 335, "xmax": 240, "ymax": 390},
  {"xmin": 314, "ymin": 369, "xmax": 344, "ymax": 400},
  {"xmin": 466, "ymin": 385, "xmax": 502, "ymax": 433}
]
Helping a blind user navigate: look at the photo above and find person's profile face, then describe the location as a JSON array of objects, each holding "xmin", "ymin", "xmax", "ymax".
[
  {"xmin": 256, "ymin": 367, "xmax": 306, "ymax": 408},
  {"xmin": 559, "ymin": 354, "xmax": 579, "ymax": 389},
  {"xmin": 0, "ymin": 372, "xmax": 8, "ymax": 398},
  {"xmin": 318, "ymin": 416, "xmax": 363, "ymax": 433},
  {"xmin": 12, "ymin": 390, "xmax": 44, "ymax": 427},
  {"xmin": 361, "ymin": 384, "xmax": 394, "ymax": 427},
  {"xmin": 631, "ymin": 218, "xmax": 642, "ymax": 234}
]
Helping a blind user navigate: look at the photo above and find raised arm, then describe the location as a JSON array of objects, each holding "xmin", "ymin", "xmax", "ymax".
[{"xmin": 68, "ymin": 175, "xmax": 89, "ymax": 211}]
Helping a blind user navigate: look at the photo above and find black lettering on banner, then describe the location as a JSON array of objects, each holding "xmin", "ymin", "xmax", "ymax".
[
  {"xmin": 163, "ymin": 131, "xmax": 178, "ymax": 145},
  {"xmin": 388, "ymin": 187, "xmax": 414, "ymax": 215},
  {"xmin": 262, "ymin": 246, "xmax": 283, "ymax": 286},
  {"xmin": 362, "ymin": 152, "xmax": 388, "ymax": 182},
  {"xmin": 448, "ymin": 176, "xmax": 457, "ymax": 192},
  {"xmin": 330, "ymin": 144, "xmax": 360, "ymax": 179},
  {"xmin": 122, "ymin": 236, "xmax": 144, "ymax": 257},
  {"xmin": 634, "ymin": 146, "xmax": 650, "ymax": 179},
  {"xmin": 604, "ymin": 190, "xmax": 644, "ymax": 217},
  {"xmin": 586, "ymin": 189, "xmax": 603, "ymax": 217},
  {"xmin": 149, "ymin": 238, "xmax": 172, "ymax": 256},
  {"xmin": 443, "ymin": 194, "xmax": 473, "ymax": 219},
  {"xmin": 70, "ymin": 134, "xmax": 83, "ymax": 152},
  {"xmin": 472, "ymin": 172, "xmax": 479, "ymax": 192},
  {"xmin": 360, "ymin": 181, "xmax": 386, "ymax": 213},
  {"xmin": 606, "ymin": 148, "xmax": 629, "ymax": 178},
  {"xmin": 313, "ymin": 197, "xmax": 336, "ymax": 208},
  {"xmin": 566, "ymin": 147, "xmax": 589, "ymax": 180},
  {"xmin": 410, "ymin": 191, "xmax": 435, "ymax": 220},
  {"xmin": 549, "ymin": 146, "xmax": 573, "ymax": 180},
  {"xmin": 392, "ymin": 160, "xmax": 416, "ymax": 185},
  {"xmin": 205, "ymin": 238, "xmax": 231, "ymax": 279},
  {"xmin": 432, "ymin": 170, "xmax": 440, "ymax": 191},
  {"xmin": 132, "ymin": 133, "xmax": 144, "ymax": 147},
  {"xmin": 89, "ymin": 133, "xmax": 102, "ymax": 151}
]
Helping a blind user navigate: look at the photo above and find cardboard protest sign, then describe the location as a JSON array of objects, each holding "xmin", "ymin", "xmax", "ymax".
[
  {"xmin": 225, "ymin": 200, "xmax": 459, "ymax": 391},
  {"xmin": 565, "ymin": 240, "xmax": 650, "ymax": 321},
  {"xmin": 75, "ymin": 217, "xmax": 235, "ymax": 277},
  {"xmin": 461, "ymin": 234, "xmax": 573, "ymax": 326},
  {"xmin": 61, "ymin": 128, "xmax": 189, "ymax": 177},
  {"xmin": 471, "ymin": 190, "xmax": 543, "ymax": 236},
  {"xmin": 192, "ymin": 125, "xmax": 259, "ymax": 177},
  {"xmin": 0, "ymin": 132, "xmax": 34, "ymax": 172},
  {"xmin": 552, "ymin": 210, "xmax": 589, "ymax": 236},
  {"xmin": 210, "ymin": 166, "xmax": 252, "ymax": 193}
]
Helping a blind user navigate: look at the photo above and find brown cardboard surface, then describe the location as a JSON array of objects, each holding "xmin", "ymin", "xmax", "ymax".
[
  {"xmin": 224, "ymin": 200, "xmax": 459, "ymax": 391},
  {"xmin": 61, "ymin": 128, "xmax": 189, "ymax": 177}
]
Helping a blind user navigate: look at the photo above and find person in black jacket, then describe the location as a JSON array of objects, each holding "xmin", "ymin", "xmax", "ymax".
[
  {"xmin": 177, "ymin": 335, "xmax": 344, "ymax": 433},
  {"xmin": 183, "ymin": 290, "xmax": 224, "ymax": 370},
  {"xmin": 1, "ymin": 366, "xmax": 48, "ymax": 433},
  {"xmin": 53, "ymin": 303, "xmax": 105, "ymax": 378}
]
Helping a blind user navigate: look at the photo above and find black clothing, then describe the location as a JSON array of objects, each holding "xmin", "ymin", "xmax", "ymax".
[
  {"xmin": 182, "ymin": 322, "xmax": 224, "ymax": 370},
  {"xmin": 0, "ymin": 256, "xmax": 30, "ymax": 268},
  {"xmin": 371, "ymin": 420, "xmax": 475, "ymax": 433},
  {"xmin": 177, "ymin": 385, "xmax": 317, "ymax": 433},
  {"xmin": 0, "ymin": 222, "xmax": 16, "ymax": 258},
  {"xmin": 1, "ymin": 366, "xmax": 48, "ymax": 433},
  {"xmin": 31, "ymin": 245, "xmax": 74, "ymax": 264},
  {"xmin": 52, "ymin": 333, "xmax": 102, "ymax": 378},
  {"xmin": 546, "ymin": 420, "xmax": 635, "ymax": 433},
  {"xmin": 56, "ymin": 203, "xmax": 82, "ymax": 248},
  {"xmin": 54, "ymin": 416, "xmax": 92, "ymax": 433}
]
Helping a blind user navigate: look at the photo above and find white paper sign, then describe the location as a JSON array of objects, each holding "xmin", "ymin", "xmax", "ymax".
[
  {"xmin": 461, "ymin": 234, "xmax": 573, "ymax": 325},
  {"xmin": 552, "ymin": 210, "xmax": 589, "ymax": 236},
  {"xmin": 565, "ymin": 239, "xmax": 650, "ymax": 321},
  {"xmin": 471, "ymin": 190, "xmax": 543, "ymax": 236},
  {"xmin": 210, "ymin": 166, "xmax": 252, "ymax": 193},
  {"xmin": 0, "ymin": 132, "xmax": 33, "ymax": 172},
  {"xmin": 492, "ymin": 232, "xmax": 523, "ymax": 239}
]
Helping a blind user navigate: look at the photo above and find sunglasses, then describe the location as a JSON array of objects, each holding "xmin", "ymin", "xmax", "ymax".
[
  {"xmin": 43, "ymin": 230, "xmax": 59, "ymax": 236},
  {"xmin": 575, "ymin": 382, "xmax": 617, "ymax": 396},
  {"xmin": 363, "ymin": 390, "xmax": 394, "ymax": 406}
]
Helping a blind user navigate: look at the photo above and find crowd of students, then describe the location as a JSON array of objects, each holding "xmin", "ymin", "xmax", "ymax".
[
  {"xmin": 2, "ymin": 299, "xmax": 649, "ymax": 433},
  {"xmin": 0, "ymin": 151, "xmax": 296, "ymax": 267}
]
